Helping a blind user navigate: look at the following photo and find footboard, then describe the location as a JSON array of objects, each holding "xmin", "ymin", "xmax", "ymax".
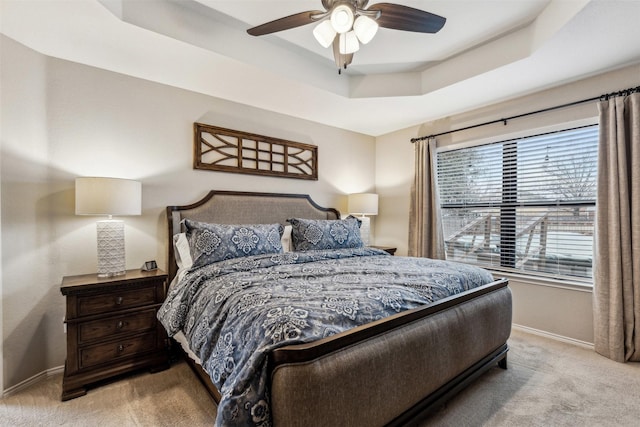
[{"xmin": 269, "ymin": 279, "xmax": 511, "ymax": 427}]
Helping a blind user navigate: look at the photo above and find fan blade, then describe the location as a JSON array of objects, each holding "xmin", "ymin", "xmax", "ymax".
[
  {"xmin": 247, "ymin": 10, "xmax": 323, "ymax": 36},
  {"xmin": 332, "ymin": 37, "xmax": 353, "ymax": 70},
  {"xmin": 368, "ymin": 3, "xmax": 446, "ymax": 33}
]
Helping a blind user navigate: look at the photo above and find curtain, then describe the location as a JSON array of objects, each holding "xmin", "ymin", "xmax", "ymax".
[
  {"xmin": 594, "ymin": 92, "xmax": 640, "ymax": 362},
  {"xmin": 408, "ymin": 138, "xmax": 445, "ymax": 259}
]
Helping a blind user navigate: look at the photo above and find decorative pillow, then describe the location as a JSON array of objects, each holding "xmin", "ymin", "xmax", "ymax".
[
  {"xmin": 173, "ymin": 232, "xmax": 193, "ymax": 270},
  {"xmin": 281, "ymin": 225, "xmax": 292, "ymax": 253},
  {"xmin": 184, "ymin": 220, "xmax": 284, "ymax": 267},
  {"xmin": 288, "ymin": 216, "xmax": 363, "ymax": 251}
]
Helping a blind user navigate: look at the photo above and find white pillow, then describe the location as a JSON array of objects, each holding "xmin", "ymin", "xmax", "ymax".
[
  {"xmin": 281, "ymin": 225, "xmax": 292, "ymax": 253},
  {"xmin": 173, "ymin": 232, "xmax": 193, "ymax": 270}
]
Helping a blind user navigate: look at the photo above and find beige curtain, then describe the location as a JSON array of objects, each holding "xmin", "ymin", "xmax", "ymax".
[
  {"xmin": 408, "ymin": 138, "xmax": 445, "ymax": 259},
  {"xmin": 594, "ymin": 92, "xmax": 640, "ymax": 362}
]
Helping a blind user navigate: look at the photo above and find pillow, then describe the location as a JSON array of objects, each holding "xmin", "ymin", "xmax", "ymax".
[
  {"xmin": 288, "ymin": 216, "xmax": 363, "ymax": 251},
  {"xmin": 281, "ymin": 225, "xmax": 292, "ymax": 253},
  {"xmin": 173, "ymin": 232, "xmax": 193, "ymax": 270},
  {"xmin": 184, "ymin": 220, "xmax": 284, "ymax": 268}
]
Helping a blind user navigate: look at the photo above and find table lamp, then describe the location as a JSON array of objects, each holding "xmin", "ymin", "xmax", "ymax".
[
  {"xmin": 348, "ymin": 193, "xmax": 378, "ymax": 246},
  {"xmin": 75, "ymin": 177, "xmax": 142, "ymax": 277}
]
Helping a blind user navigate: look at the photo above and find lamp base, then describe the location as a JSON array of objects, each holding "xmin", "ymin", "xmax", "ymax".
[
  {"xmin": 97, "ymin": 271, "xmax": 126, "ymax": 279},
  {"xmin": 96, "ymin": 220, "xmax": 126, "ymax": 278},
  {"xmin": 359, "ymin": 216, "xmax": 371, "ymax": 246}
]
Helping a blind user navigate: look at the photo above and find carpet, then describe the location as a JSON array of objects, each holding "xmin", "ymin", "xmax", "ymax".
[
  {"xmin": 1, "ymin": 329, "xmax": 638, "ymax": 426},
  {"xmin": 422, "ymin": 329, "xmax": 640, "ymax": 426}
]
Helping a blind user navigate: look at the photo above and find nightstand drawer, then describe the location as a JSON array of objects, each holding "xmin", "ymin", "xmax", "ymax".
[
  {"xmin": 61, "ymin": 269, "xmax": 169, "ymax": 401},
  {"xmin": 78, "ymin": 309, "xmax": 157, "ymax": 344},
  {"xmin": 80, "ymin": 332, "xmax": 157, "ymax": 369},
  {"xmin": 77, "ymin": 286, "xmax": 156, "ymax": 317}
]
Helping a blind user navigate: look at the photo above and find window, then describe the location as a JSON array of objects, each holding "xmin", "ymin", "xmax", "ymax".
[{"xmin": 436, "ymin": 125, "xmax": 598, "ymax": 282}]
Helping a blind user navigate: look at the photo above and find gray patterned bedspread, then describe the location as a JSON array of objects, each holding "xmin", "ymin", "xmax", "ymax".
[{"xmin": 158, "ymin": 247, "xmax": 494, "ymax": 427}]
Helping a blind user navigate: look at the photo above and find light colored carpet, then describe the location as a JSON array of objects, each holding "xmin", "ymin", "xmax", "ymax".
[
  {"xmin": 1, "ymin": 329, "xmax": 639, "ymax": 426},
  {"xmin": 423, "ymin": 329, "xmax": 640, "ymax": 427},
  {"xmin": 0, "ymin": 360, "xmax": 217, "ymax": 426}
]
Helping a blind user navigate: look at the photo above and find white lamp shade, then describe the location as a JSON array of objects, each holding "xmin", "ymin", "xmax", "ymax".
[
  {"xmin": 75, "ymin": 177, "xmax": 142, "ymax": 216},
  {"xmin": 313, "ymin": 20, "xmax": 337, "ymax": 48},
  {"xmin": 348, "ymin": 193, "xmax": 378, "ymax": 215},
  {"xmin": 339, "ymin": 31, "xmax": 360, "ymax": 54},
  {"xmin": 331, "ymin": 4, "xmax": 355, "ymax": 34},
  {"xmin": 354, "ymin": 15, "xmax": 378, "ymax": 44}
]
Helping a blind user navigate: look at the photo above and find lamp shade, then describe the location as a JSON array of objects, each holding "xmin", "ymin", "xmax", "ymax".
[
  {"xmin": 75, "ymin": 177, "xmax": 142, "ymax": 216},
  {"xmin": 354, "ymin": 15, "xmax": 378, "ymax": 44},
  {"xmin": 331, "ymin": 4, "xmax": 355, "ymax": 34},
  {"xmin": 348, "ymin": 193, "xmax": 378, "ymax": 215},
  {"xmin": 313, "ymin": 20, "xmax": 337, "ymax": 48},
  {"xmin": 339, "ymin": 31, "xmax": 359, "ymax": 54}
]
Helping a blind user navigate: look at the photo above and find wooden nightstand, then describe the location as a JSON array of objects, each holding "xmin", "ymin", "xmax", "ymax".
[
  {"xmin": 371, "ymin": 245, "xmax": 397, "ymax": 255},
  {"xmin": 60, "ymin": 269, "xmax": 170, "ymax": 401}
]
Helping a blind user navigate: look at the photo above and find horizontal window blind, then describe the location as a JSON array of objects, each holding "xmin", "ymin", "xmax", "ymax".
[{"xmin": 437, "ymin": 125, "xmax": 598, "ymax": 281}]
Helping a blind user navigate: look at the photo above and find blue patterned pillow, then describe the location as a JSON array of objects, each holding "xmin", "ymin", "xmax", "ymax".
[
  {"xmin": 184, "ymin": 220, "xmax": 284, "ymax": 267},
  {"xmin": 288, "ymin": 216, "xmax": 363, "ymax": 251}
]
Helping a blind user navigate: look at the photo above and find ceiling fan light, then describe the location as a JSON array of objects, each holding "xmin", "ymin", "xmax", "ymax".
[
  {"xmin": 339, "ymin": 31, "xmax": 359, "ymax": 54},
  {"xmin": 331, "ymin": 4, "xmax": 355, "ymax": 34},
  {"xmin": 353, "ymin": 15, "xmax": 378, "ymax": 44},
  {"xmin": 313, "ymin": 20, "xmax": 336, "ymax": 48}
]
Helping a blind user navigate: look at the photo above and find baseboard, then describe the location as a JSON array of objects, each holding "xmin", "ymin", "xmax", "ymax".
[
  {"xmin": 3, "ymin": 365, "xmax": 64, "ymax": 397},
  {"xmin": 512, "ymin": 323, "xmax": 594, "ymax": 350}
]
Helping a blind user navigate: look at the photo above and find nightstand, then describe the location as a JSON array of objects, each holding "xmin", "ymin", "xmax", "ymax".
[
  {"xmin": 60, "ymin": 269, "xmax": 170, "ymax": 401},
  {"xmin": 371, "ymin": 245, "xmax": 397, "ymax": 255}
]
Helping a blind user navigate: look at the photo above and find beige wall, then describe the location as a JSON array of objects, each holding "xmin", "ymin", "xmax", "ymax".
[
  {"xmin": 375, "ymin": 62, "xmax": 640, "ymax": 345},
  {"xmin": 0, "ymin": 36, "xmax": 376, "ymax": 391}
]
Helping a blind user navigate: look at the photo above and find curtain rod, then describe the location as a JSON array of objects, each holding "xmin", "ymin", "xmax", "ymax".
[{"xmin": 410, "ymin": 85, "xmax": 640, "ymax": 143}]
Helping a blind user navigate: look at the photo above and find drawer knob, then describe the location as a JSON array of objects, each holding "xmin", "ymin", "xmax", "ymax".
[
  {"xmin": 116, "ymin": 321, "xmax": 124, "ymax": 329},
  {"xmin": 117, "ymin": 344, "xmax": 124, "ymax": 352},
  {"xmin": 115, "ymin": 296, "xmax": 123, "ymax": 305}
]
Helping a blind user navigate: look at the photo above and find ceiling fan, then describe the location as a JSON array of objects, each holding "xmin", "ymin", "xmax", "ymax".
[{"xmin": 247, "ymin": 0, "xmax": 446, "ymax": 74}]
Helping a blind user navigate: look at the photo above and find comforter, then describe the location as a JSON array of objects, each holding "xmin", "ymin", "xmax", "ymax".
[{"xmin": 158, "ymin": 247, "xmax": 494, "ymax": 427}]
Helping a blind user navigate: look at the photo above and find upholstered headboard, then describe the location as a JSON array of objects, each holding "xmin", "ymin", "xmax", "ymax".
[{"xmin": 166, "ymin": 190, "xmax": 340, "ymax": 281}]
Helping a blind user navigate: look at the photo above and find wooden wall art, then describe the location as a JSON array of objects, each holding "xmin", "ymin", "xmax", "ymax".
[{"xmin": 194, "ymin": 123, "xmax": 318, "ymax": 180}]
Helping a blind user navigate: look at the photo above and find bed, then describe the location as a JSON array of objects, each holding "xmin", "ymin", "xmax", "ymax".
[{"xmin": 159, "ymin": 190, "xmax": 512, "ymax": 427}]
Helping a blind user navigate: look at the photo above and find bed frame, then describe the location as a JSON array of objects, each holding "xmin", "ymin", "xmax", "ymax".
[{"xmin": 166, "ymin": 190, "xmax": 512, "ymax": 426}]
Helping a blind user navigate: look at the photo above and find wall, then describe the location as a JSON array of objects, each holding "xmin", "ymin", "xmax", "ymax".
[
  {"xmin": 374, "ymin": 125, "xmax": 420, "ymax": 252},
  {"xmin": 1, "ymin": 35, "xmax": 54, "ymax": 392},
  {"xmin": 375, "ymin": 63, "xmax": 640, "ymax": 345},
  {"xmin": 0, "ymin": 35, "xmax": 376, "ymax": 391}
]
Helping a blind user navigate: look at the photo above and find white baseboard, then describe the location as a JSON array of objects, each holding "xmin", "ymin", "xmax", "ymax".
[
  {"xmin": 512, "ymin": 323, "xmax": 594, "ymax": 350},
  {"xmin": 3, "ymin": 365, "xmax": 64, "ymax": 397}
]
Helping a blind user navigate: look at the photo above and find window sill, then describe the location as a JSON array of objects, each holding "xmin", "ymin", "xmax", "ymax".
[{"xmin": 488, "ymin": 270, "xmax": 593, "ymax": 293}]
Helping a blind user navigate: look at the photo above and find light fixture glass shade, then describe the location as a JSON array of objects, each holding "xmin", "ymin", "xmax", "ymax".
[
  {"xmin": 353, "ymin": 15, "xmax": 378, "ymax": 44},
  {"xmin": 331, "ymin": 4, "xmax": 355, "ymax": 34},
  {"xmin": 339, "ymin": 31, "xmax": 359, "ymax": 54},
  {"xmin": 75, "ymin": 177, "xmax": 142, "ymax": 277},
  {"xmin": 75, "ymin": 177, "xmax": 142, "ymax": 216},
  {"xmin": 348, "ymin": 193, "xmax": 378, "ymax": 215},
  {"xmin": 313, "ymin": 20, "xmax": 336, "ymax": 48}
]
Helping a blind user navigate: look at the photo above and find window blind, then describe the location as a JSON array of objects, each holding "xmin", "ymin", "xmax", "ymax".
[{"xmin": 436, "ymin": 125, "xmax": 598, "ymax": 281}]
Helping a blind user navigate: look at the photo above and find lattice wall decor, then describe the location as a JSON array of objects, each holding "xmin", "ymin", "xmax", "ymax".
[{"xmin": 194, "ymin": 123, "xmax": 318, "ymax": 180}]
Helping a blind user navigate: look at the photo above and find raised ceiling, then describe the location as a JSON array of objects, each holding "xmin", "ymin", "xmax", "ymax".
[{"xmin": 2, "ymin": 0, "xmax": 640, "ymax": 136}]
